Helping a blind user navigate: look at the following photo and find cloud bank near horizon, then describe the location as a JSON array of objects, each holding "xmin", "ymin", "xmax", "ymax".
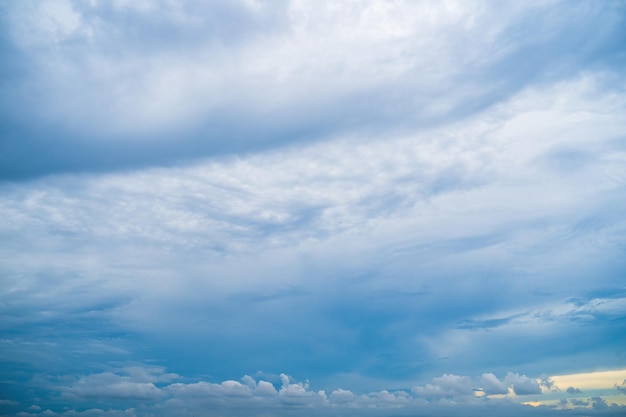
[{"xmin": 8, "ymin": 366, "xmax": 626, "ymax": 417}]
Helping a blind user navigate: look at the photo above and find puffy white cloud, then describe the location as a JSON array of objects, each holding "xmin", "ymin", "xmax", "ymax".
[
  {"xmin": 59, "ymin": 366, "xmax": 179, "ymax": 402},
  {"xmin": 329, "ymin": 388, "xmax": 355, "ymax": 404},
  {"xmin": 256, "ymin": 380, "xmax": 278, "ymax": 396},
  {"xmin": 277, "ymin": 373, "xmax": 328, "ymax": 406},
  {"xmin": 412, "ymin": 372, "xmax": 546, "ymax": 401},
  {"xmin": 413, "ymin": 374, "xmax": 475, "ymax": 399},
  {"xmin": 62, "ymin": 373, "xmax": 164, "ymax": 401},
  {"xmin": 166, "ymin": 380, "xmax": 253, "ymax": 399}
]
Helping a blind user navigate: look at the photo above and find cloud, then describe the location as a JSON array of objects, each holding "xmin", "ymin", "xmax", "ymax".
[
  {"xmin": 26, "ymin": 367, "xmax": 626, "ymax": 417},
  {"xmin": 480, "ymin": 373, "xmax": 509, "ymax": 396},
  {"xmin": 1, "ymin": 2, "xmax": 626, "ymax": 415},
  {"xmin": 329, "ymin": 388, "xmax": 355, "ymax": 404},
  {"xmin": 412, "ymin": 372, "xmax": 544, "ymax": 401},
  {"xmin": 413, "ymin": 374, "xmax": 475, "ymax": 400},
  {"xmin": 0, "ymin": 399, "xmax": 17, "ymax": 406},
  {"xmin": 167, "ymin": 380, "xmax": 253, "ymax": 399},
  {"xmin": 566, "ymin": 387, "xmax": 582, "ymax": 394},
  {"xmin": 569, "ymin": 398, "xmax": 589, "ymax": 407},
  {"xmin": 1, "ymin": 1, "xmax": 624, "ymax": 178},
  {"xmin": 60, "ymin": 367, "xmax": 178, "ymax": 401},
  {"xmin": 1, "ymin": 70, "xmax": 625, "ymax": 404},
  {"xmin": 504, "ymin": 373, "xmax": 542, "ymax": 396},
  {"xmin": 591, "ymin": 396, "xmax": 609, "ymax": 411},
  {"xmin": 62, "ymin": 374, "xmax": 163, "ymax": 402}
]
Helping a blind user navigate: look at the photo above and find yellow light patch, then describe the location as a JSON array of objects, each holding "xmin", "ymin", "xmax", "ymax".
[{"xmin": 549, "ymin": 368, "xmax": 626, "ymax": 391}]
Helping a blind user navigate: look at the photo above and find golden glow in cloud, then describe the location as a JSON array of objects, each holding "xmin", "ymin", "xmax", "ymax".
[{"xmin": 549, "ymin": 369, "xmax": 626, "ymax": 391}]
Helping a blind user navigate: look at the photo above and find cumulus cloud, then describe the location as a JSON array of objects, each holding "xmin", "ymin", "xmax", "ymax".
[
  {"xmin": 504, "ymin": 373, "xmax": 542, "ymax": 396},
  {"xmin": 7, "ymin": 363, "xmax": 626, "ymax": 417},
  {"xmin": 55, "ymin": 369, "xmax": 422, "ymax": 413},
  {"xmin": 167, "ymin": 380, "xmax": 253, "ymax": 399},
  {"xmin": 60, "ymin": 367, "xmax": 178, "ymax": 402},
  {"xmin": 591, "ymin": 396, "xmax": 609, "ymax": 411},
  {"xmin": 62, "ymin": 373, "xmax": 164, "ymax": 401},
  {"xmin": 329, "ymin": 388, "xmax": 355, "ymax": 405},
  {"xmin": 412, "ymin": 372, "xmax": 544, "ymax": 401},
  {"xmin": 569, "ymin": 398, "xmax": 589, "ymax": 407},
  {"xmin": 480, "ymin": 373, "xmax": 509, "ymax": 396},
  {"xmin": 413, "ymin": 374, "xmax": 475, "ymax": 400}
]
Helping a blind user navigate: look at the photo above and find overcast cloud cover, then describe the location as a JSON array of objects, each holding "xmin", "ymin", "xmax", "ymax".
[{"xmin": 1, "ymin": 1, "xmax": 626, "ymax": 416}]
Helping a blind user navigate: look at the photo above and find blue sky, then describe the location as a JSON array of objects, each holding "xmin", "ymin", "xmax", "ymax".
[{"xmin": 1, "ymin": 1, "xmax": 626, "ymax": 416}]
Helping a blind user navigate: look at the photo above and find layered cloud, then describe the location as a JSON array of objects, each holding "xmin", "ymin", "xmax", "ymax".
[
  {"xmin": 1, "ymin": 1, "xmax": 625, "ymax": 416},
  {"xmin": 1, "ymin": 0, "xmax": 624, "ymax": 178},
  {"xmin": 2, "ymin": 70, "xmax": 625, "ymax": 414}
]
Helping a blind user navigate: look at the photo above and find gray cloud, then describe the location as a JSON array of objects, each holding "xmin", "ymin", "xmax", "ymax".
[
  {"xmin": 29, "ymin": 367, "xmax": 624, "ymax": 417},
  {"xmin": 569, "ymin": 398, "xmax": 589, "ymax": 407},
  {"xmin": 591, "ymin": 396, "xmax": 609, "ymax": 411},
  {"xmin": 1, "ymin": 71, "xmax": 625, "ymax": 399},
  {"xmin": 412, "ymin": 374, "xmax": 475, "ymax": 400},
  {"xmin": 504, "ymin": 373, "xmax": 542, "ymax": 396},
  {"xmin": 480, "ymin": 373, "xmax": 509, "ymax": 396},
  {"xmin": 1, "ymin": 2, "xmax": 626, "ymax": 415},
  {"xmin": 412, "ymin": 372, "xmax": 544, "ymax": 400},
  {"xmin": 1, "ymin": 0, "xmax": 624, "ymax": 179}
]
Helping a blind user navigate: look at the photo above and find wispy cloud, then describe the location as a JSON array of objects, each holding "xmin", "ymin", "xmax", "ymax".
[{"xmin": 2, "ymin": 0, "xmax": 624, "ymax": 178}]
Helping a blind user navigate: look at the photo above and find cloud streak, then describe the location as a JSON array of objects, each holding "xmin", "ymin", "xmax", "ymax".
[{"xmin": 1, "ymin": 0, "xmax": 624, "ymax": 178}]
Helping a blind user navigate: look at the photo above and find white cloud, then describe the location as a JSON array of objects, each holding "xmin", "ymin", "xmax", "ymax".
[
  {"xmin": 166, "ymin": 380, "xmax": 253, "ymax": 399},
  {"xmin": 411, "ymin": 372, "xmax": 548, "ymax": 401},
  {"xmin": 59, "ymin": 366, "xmax": 178, "ymax": 401},
  {"xmin": 413, "ymin": 374, "xmax": 475, "ymax": 399},
  {"xmin": 62, "ymin": 373, "xmax": 164, "ymax": 401},
  {"xmin": 1, "ymin": 3, "xmax": 625, "ymax": 414},
  {"xmin": 1, "ymin": 72, "xmax": 624, "ymax": 388},
  {"xmin": 329, "ymin": 388, "xmax": 355, "ymax": 404},
  {"xmin": 3, "ymin": 0, "xmax": 616, "ymax": 141},
  {"xmin": 256, "ymin": 380, "xmax": 278, "ymax": 396}
]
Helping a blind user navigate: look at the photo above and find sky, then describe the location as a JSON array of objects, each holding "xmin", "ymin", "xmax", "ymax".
[{"xmin": 1, "ymin": 0, "xmax": 626, "ymax": 416}]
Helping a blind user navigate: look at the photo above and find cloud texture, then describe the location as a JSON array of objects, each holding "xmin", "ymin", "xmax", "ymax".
[{"xmin": 1, "ymin": 1, "xmax": 625, "ymax": 416}]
